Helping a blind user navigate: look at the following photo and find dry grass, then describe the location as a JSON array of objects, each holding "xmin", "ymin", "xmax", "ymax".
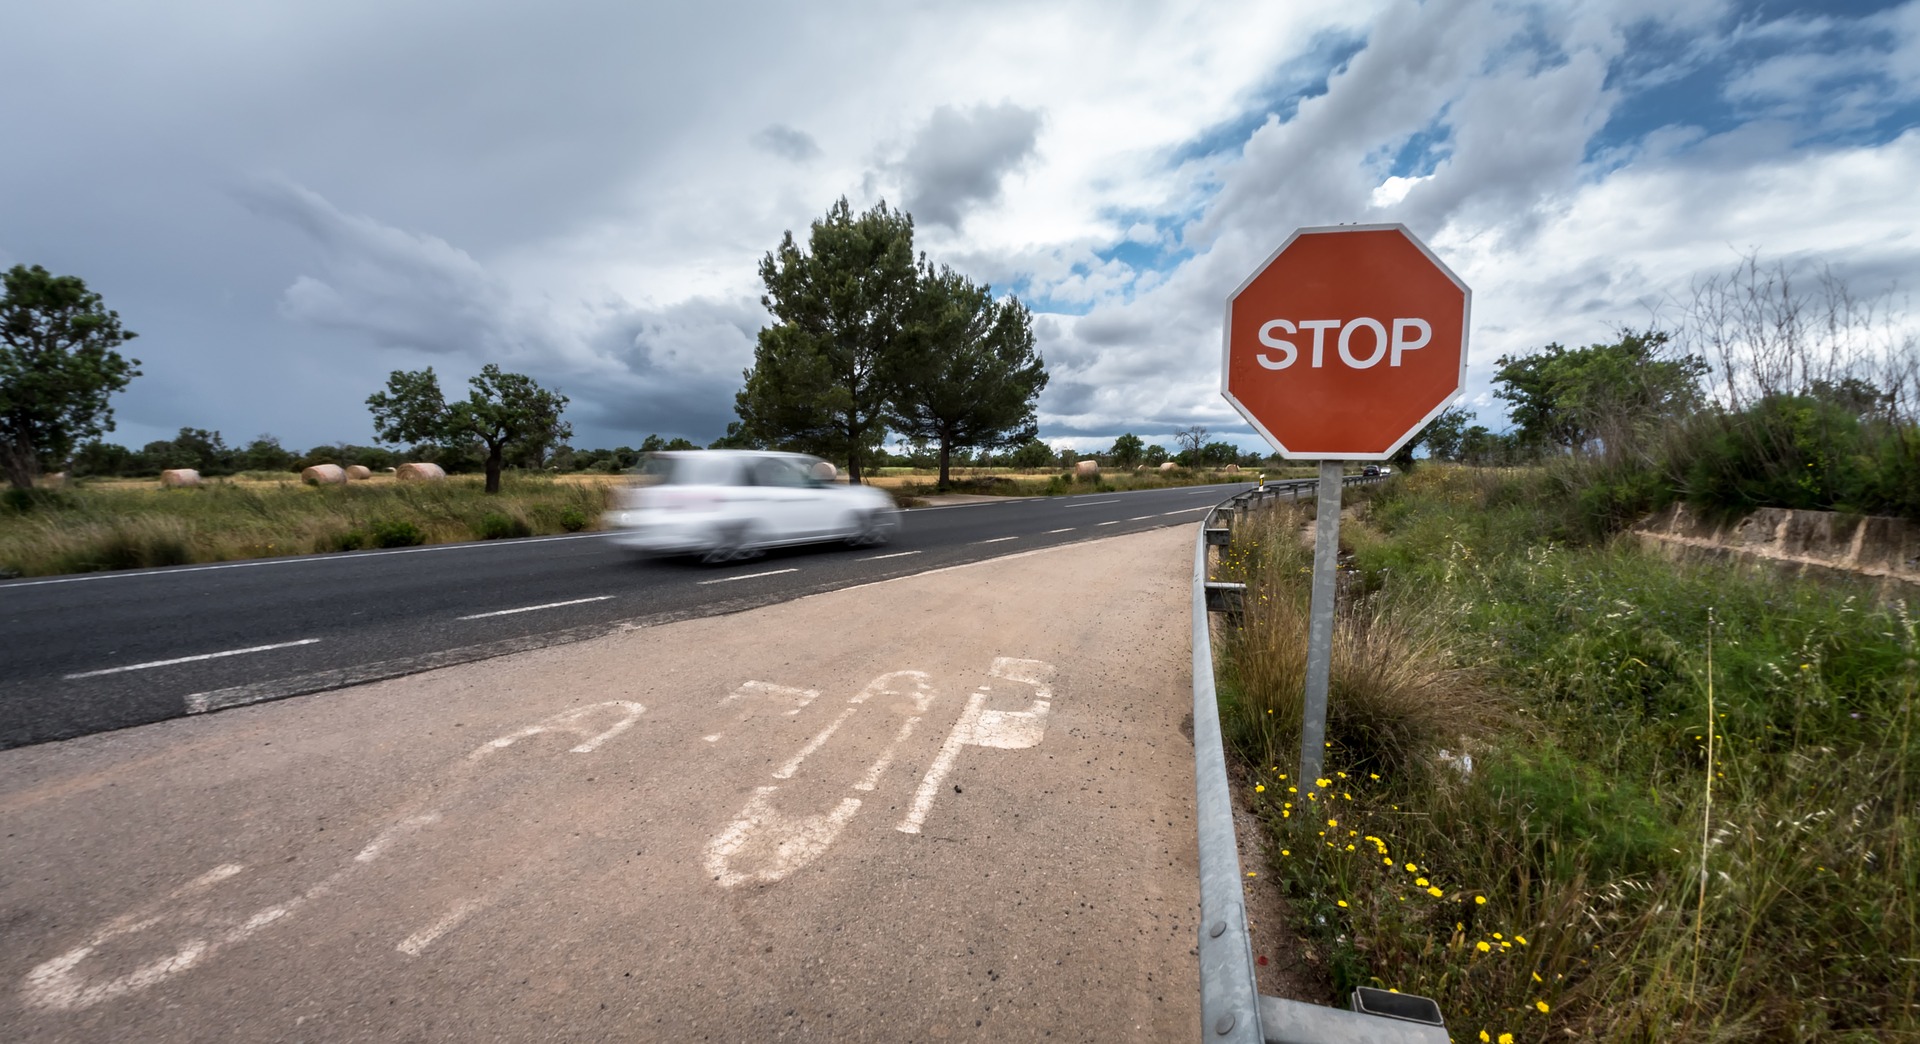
[
  {"xmin": 1, "ymin": 473, "xmax": 612, "ymax": 577},
  {"xmin": 1217, "ymin": 501, "xmax": 1491, "ymax": 776}
]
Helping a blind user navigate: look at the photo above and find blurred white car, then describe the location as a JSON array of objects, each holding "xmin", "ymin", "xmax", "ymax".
[{"xmin": 603, "ymin": 450, "xmax": 901, "ymax": 562}]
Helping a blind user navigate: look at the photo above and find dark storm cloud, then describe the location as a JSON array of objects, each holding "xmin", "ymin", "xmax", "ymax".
[
  {"xmin": 752, "ymin": 124, "xmax": 823, "ymax": 162},
  {"xmin": 898, "ymin": 103, "xmax": 1044, "ymax": 228},
  {"xmin": 237, "ymin": 178, "xmax": 509, "ymax": 357}
]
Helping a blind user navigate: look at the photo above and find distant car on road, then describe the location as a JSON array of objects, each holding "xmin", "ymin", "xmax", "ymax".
[
  {"xmin": 1362, "ymin": 464, "xmax": 1381, "ymax": 477},
  {"xmin": 603, "ymin": 451, "xmax": 901, "ymax": 563}
]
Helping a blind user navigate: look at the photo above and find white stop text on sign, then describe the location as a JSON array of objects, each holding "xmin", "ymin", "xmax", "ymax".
[{"xmin": 1255, "ymin": 316, "xmax": 1432, "ymax": 371}]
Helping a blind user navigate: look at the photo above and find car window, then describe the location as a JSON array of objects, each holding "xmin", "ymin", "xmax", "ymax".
[
  {"xmin": 750, "ymin": 457, "xmax": 813, "ymax": 489},
  {"xmin": 641, "ymin": 454, "xmax": 743, "ymax": 487}
]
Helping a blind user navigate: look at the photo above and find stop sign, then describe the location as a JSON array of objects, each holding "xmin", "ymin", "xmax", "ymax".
[{"xmin": 1221, "ymin": 223, "xmax": 1469, "ymax": 459}]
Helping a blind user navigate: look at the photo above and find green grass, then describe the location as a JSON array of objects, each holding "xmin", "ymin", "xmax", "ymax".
[
  {"xmin": 1218, "ymin": 465, "xmax": 1918, "ymax": 1042},
  {"xmin": 0, "ymin": 474, "xmax": 611, "ymax": 577}
]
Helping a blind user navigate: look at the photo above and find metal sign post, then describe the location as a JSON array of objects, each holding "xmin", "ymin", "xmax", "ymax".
[{"xmin": 1299, "ymin": 460, "xmax": 1343, "ymax": 787}]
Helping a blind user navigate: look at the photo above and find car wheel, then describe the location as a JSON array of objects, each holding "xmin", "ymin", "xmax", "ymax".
[
  {"xmin": 702, "ymin": 522, "xmax": 759, "ymax": 564},
  {"xmin": 855, "ymin": 508, "xmax": 895, "ymax": 547}
]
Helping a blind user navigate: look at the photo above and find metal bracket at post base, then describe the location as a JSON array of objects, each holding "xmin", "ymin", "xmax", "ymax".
[
  {"xmin": 1259, "ymin": 991, "xmax": 1448, "ymax": 1044},
  {"xmin": 1204, "ymin": 581, "xmax": 1246, "ymax": 615}
]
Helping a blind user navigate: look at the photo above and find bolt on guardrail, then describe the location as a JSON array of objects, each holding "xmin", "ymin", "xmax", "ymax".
[{"xmin": 1190, "ymin": 474, "xmax": 1446, "ymax": 1044}]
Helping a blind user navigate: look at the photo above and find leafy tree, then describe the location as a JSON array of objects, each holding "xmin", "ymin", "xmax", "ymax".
[
  {"xmin": 639, "ymin": 434, "xmax": 667, "ymax": 453},
  {"xmin": 663, "ymin": 436, "xmax": 698, "ymax": 451},
  {"xmin": 143, "ymin": 427, "xmax": 235, "ymax": 475},
  {"xmin": 0, "ymin": 265, "xmax": 141, "ymax": 489},
  {"xmin": 736, "ymin": 198, "xmax": 917, "ymax": 483},
  {"xmin": 240, "ymin": 434, "xmax": 298, "ymax": 472},
  {"xmin": 367, "ymin": 364, "xmax": 571, "ymax": 493},
  {"xmin": 70, "ymin": 439, "xmax": 136, "ymax": 477},
  {"xmin": 708, "ymin": 422, "xmax": 757, "ymax": 450},
  {"xmin": 1494, "ymin": 330, "xmax": 1706, "ymax": 463},
  {"xmin": 887, "ymin": 264, "xmax": 1047, "ymax": 487},
  {"xmin": 1008, "ymin": 438, "xmax": 1055, "ymax": 470},
  {"xmin": 1109, "ymin": 433, "xmax": 1145, "ymax": 469},
  {"xmin": 1143, "ymin": 443, "xmax": 1170, "ymax": 467},
  {"xmin": 1199, "ymin": 440, "xmax": 1240, "ymax": 467},
  {"xmin": 1412, "ymin": 406, "xmax": 1473, "ymax": 462}
]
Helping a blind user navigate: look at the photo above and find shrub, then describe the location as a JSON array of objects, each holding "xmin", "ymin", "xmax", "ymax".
[
  {"xmin": 368, "ymin": 519, "xmax": 424, "ymax": 547},
  {"xmin": 558, "ymin": 507, "xmax": 590, "ymax": 532},
  {"xmin": 476, "ymin": 511, "xmax": 532, "ymax": 540}
]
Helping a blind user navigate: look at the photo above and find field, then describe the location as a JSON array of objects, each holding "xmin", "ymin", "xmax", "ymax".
[
  {"xmin": 0, "ymin": 472, "xmax": 620, "ymax": 577},
  {"xmin": 0, "ymin": 464, "xmax": 1296, "ymax": 578},
  {"xmin": 1216, "ymin": 466, "xmax": 1917, "ymax": 1042}
]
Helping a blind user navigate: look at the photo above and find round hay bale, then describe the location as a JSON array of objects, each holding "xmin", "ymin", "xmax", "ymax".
[
  {"xmin": 396, "ymin": 462, "xmax": 447, "ymax": 482},
  {"xmin": 1074, "ymin": 459, "xmax": 1100, "ymax": 479},
  {"xmin": 810, "ymin": 460, "xmax": 838, "ymax": 481},
  {"xmin": 1158, "ymin": 462, "xmax": 1177, "ymax": 472},
  {"xmin": 1225, "ymin": 464, "xmax": 1241, "ymax": 473},
  {"xmin": 344, "ymin": 465, "xmax": 373, "ymax": 481},
  {"xmin": 43, "ymin": 472, "xmax": 67, "ymax": 488},
  {"xmin": 302, "ymin": 464, "xmax": 348, "ymax": 486},
  {"xmin": 160, "ymin": 469, "xmax": 202, "ymax": 488}
]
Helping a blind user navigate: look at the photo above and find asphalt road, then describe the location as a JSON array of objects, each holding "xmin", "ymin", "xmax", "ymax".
[
  {"xmin": 1, "ymin": 481, "xmax": 1296, "ymax": 749},
  {"xmin": 0, "ymin": 523, "xmax": 1212, "ymax": 1042}
]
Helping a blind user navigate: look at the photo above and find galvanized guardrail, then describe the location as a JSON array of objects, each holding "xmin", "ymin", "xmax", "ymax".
[{"xmin": 1191, "ymin": 475, "xmax": 1448, "ymax": 1044}]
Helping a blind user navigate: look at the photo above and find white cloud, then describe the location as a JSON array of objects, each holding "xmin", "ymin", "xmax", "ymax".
[{"xmin": 4, "ymin": 0, "xmax": 1918, "ymax": 453}]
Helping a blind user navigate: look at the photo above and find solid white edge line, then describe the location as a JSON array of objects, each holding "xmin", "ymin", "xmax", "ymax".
[
  {"xmin": 64, "ymin": 638, "xmax": 323, "ymax": 680},
  {"xmin": 696, "ymin": 568, "xmax": 800, "ymax": 585},
  {"xmin": 974, "ymin": 536, "xmax": 1018, "ymax": 544},
  {"xmin": 859, "ymin": 550, "xmax": 922, "ymax": 561},
  {"xmin": 457, "ymin": 595, "xmax": 614, "ymax": 620},
  {"xmin": 4, "ymin": 532, "xmax": 614, "ymax": 588}
]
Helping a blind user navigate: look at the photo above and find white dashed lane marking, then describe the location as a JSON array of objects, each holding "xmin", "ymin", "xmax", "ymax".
[
  {"xmin": 63, "ymin": 639, "xmax": 323, "ymax": 680},
  {"xmin": 457, "ymin": 596, "xmax": 614, "ymax": 620},
  {"xmin": 697, "ymin": 568, "xmax": 800, "ymax": 586}
]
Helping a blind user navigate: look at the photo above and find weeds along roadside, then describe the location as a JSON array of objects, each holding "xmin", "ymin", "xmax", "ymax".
[
  {"xmin": 0, "ymin": 473, "xmax": 610, "ymax": 577},
  {"xmin": 1214, "ymin": 465, "xmax": 1918, "ymax": 1042}
]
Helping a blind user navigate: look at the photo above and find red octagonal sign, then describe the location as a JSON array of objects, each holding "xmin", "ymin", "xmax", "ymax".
[{"xmin": 1222, "ymin": 224, "xmax": 1470, "ymax": 460}]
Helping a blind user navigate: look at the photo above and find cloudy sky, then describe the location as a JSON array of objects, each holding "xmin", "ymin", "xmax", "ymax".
[{"xmin": 5, "ymin": 0, "xmax": 1917, "ymax": 456}]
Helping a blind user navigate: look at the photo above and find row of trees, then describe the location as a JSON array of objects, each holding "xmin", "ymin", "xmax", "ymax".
[{"xmin": 732, "ymin": 198, "xmax": 1048, "ymax": 487}]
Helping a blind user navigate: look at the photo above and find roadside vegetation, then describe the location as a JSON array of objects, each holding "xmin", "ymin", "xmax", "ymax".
[
  {"xmin": 871, "ymin": 463, "xmax": 1319, "ymax": 499},
  {"xmin": 0, "ymin": 473, "xmax": 609, "ymax": 577},
  {"xmin": 1218, "ymin": 467, "xmax": 1917, "ymax": 1041}
]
